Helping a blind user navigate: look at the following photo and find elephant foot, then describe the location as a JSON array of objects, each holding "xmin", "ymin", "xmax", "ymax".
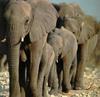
[
  {"xmin": 62, "ymin": 90, "xmax": 74, "ymax": 96},
  {"xmin": 71, "ymin": 82, "xmax": 75, "ymax": 89},
  {"xmin": 20, "ymin": 87, "xmax": 25, "ymax": 97},
  {"xmin": 26, "ymin": 87, "xmax": 39, "ymax": 97},
  {"xmin": 58, "ymin": 87, "xmax": 62, "ymax": 94},
  {"xmin": 74, "ymin": 82, "xmax": 84, "ymax": 90},
  {"xmin": 10, "ymin": 84, "xmax": 21, "ymax": 97},
  {"xmin": 49, "ymin": 89, "xmax": 58, "ymax": 96},
  {"xmin": 62, "ymin": 83, "xmax": 72, "ymax": 93},
  {"xmin": 10, "ymin": 91, "xmax": 21, "ymax": 97}
]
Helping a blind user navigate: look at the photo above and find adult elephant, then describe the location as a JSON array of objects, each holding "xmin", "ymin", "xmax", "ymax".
[
  {"xmin": 63, "ymin": 15, "xmax": 98, "ymax": 89},
  {"xmin": 47, "ymin": 27, "xmax": 78, "ymax": 92},
  {"xmin": 53, "ymin": 3, "xmax": 98, "ymax": 89},
  {"xmin": 4, "ymin": 0, "xmax": 58, "ymax": 97}
]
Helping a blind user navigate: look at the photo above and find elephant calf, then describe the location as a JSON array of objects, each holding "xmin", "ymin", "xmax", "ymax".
[
  {"xmin": 47, "ymin": 27, "xmax": 78, "ymax": 93},
  {"xmin": 38, "ymin": 43, "xmax": 55, "ymax": 97}
]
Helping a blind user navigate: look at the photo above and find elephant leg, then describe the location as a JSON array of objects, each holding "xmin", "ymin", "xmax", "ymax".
[
  {"xmin": 43, "ymin": 48, "xmax": 55, "ymax": 97},
  {"xmin": 49, "ymin": 61, "xmax": 59, "ymax": 96},
  {"xmin": 70, "ymin": 56, "xmax": 77, "ymax": 89},
  {"xmin": 0, "ymin": 41, "xmax": 8, "ymax": 71},
  {"xmin": 37, "ymin": 45, "xmax": 48, "ymax": 97},
  {"xmin": 62, "ymin": 56, "xmax": 71, "ymax": 92},
  {"xmin": 75, "ymin": 44, "xmax": 86, "ymax": 89},
  {"xmin": 43, "ymin": 76, "xmax": 48, "ymax": 97},
  {"xmin": 75, "ymin": 35, "xmax": 98, "ymax": 89},
  {"xmin": 28, "ymin": 37, "xmax": 47, "ymax": 97},
  {"xmin": 57, "ymin": 58, "xmax": 63, "ymax": 92},
  {"xmin": 0, "ymin": 55, "xmax": 7, "ymax": 71},
  {"xmin": 8, "ymin": 44, "xmax": 21, "ymax": 97},
  {"xmin": 58, "ymin": 70, "xmax": 63, "ymax": 92}
]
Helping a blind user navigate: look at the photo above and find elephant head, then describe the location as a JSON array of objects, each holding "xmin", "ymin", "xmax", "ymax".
[
  {"xmin": 5, "ymin": 1, "xmax": 32, "ymax": 45},
  {"xmin": 76, "ymin": 15, "xmax": 97, "ymax": 44},
  {"xmin": 63, "ymin": 14, "xmax": 97, "ymax": 44},
  {"xmin": 54, "ymin": 3, "xmax": 84, "ymax": 18}
]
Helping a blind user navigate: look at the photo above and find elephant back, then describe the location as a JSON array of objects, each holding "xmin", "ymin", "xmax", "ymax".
[
  {"xmin": 58, "ymin": 3, "xmax": 84, "ymax": 18},
  {"xmin": 52, "ymin": 28, "xmax": 77, "ymax": 59}
]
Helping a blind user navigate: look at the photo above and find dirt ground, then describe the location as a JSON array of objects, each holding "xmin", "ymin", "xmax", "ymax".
[{"xmin": 0, "ymin": 64, "xmax": 100, "ymax": 97}]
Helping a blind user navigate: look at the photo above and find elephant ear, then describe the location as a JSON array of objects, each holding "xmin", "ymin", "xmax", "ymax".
[
  {"xmin": 78, "ymin": 15, "xmax": 96, "ymax": 44},
  {"xmin": 29, "ymin": 1, "xmax": 58, "ymax": 42}
]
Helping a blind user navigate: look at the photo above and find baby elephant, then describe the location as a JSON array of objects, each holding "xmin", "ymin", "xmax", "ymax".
[
  {"xmin": 38, "ymin": 43, "xmax": 55, "ymax": 97},
  {"xmin": 47, "ymin": 27, "xmax": 78, "ymax": 93}
]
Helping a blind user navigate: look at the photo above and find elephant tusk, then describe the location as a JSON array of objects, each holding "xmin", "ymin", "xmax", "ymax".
[
  {"xmin": 1, "ymin": 38, "xmax": 6, "ymax": 43},
  {"xmin": 21, "ymin": 37, "xmax": 24, "ymax": 42},
  {"xmin": 56, "ymin": 59, "xmax": 58, "ymax": 63}
]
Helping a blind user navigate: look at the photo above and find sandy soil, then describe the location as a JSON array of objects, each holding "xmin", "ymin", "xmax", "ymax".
[{"xmin": 0, "ymin": 64, "xmax": 100, "ymax": 97}]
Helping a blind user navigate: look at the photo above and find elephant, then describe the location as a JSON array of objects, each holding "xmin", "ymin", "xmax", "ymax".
[
  {"xmin": 53, "ymin": 3, "xmax": 98, "ymax": 89},
  {"xmin": 47, "ymin": 27, "xmax": 78, "ymax": 92},
  {"xmin": 63, "ymin": 15, "xmax": 98, "ymax": 89},
  {"xmin": 37, "ymin": 43, "xmax": 55, "ymax": 97},
  {"xmin": 4, "ymin": 0, "xmax": 58, "ymax": 97},
  {"xmin": 0, "ymin": 39, "xmax": 8, "ymax": 71}
]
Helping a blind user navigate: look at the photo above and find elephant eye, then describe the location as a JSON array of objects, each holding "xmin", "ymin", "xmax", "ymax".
[
  {"xmin": 73, "ymin": 32, "xmax": 75, "ymax": 34},
  {"xmin": 25, "ymin": 18, "xmax": 30, "ymax": 26}
]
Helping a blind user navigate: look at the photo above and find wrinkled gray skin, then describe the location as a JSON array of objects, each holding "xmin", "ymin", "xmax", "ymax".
[
  {"xmin": 48, "ymin": 27, "xmax": 77, "ymax": 92},
  {"xmin": 54, "ymin": 3, "xmax": 98, "ymax": 89},
  {"xmin": 4, "ymin": 1, "xmax": 57, "ymax": 97},
  {"xmin": 38, "ymin": 43, "xmax": 55, "ymax": 97},
  {"xmin": 64, "ymin": 16, "xmax": 98, "ymax": 90}
]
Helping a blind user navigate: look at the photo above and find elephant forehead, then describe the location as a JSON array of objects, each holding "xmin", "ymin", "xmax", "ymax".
[
  {"xmin": 48, "ymin": 33, "xmax": 63, "ymax": 49},
  {"xmin": 20, "ymin": 1, "xmax": 32, "ymax": 17},
  {"xmin": 6, "ymin": 1, "xmax": 31, "ymax": 17}
]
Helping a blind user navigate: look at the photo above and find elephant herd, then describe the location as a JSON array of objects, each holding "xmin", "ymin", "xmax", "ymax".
[{"xmin": 0, "ymin": 0, "xmax": 100, "ymax": 97}]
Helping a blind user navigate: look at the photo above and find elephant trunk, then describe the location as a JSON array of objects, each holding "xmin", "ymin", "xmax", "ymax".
[{"xmin": 7, "ymin": 39, "xmax": 21, "ymax": 97}]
